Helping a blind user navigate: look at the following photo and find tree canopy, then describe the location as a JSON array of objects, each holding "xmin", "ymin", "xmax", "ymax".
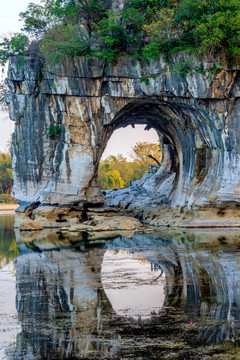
[
  {"xmin": 0, "ymin": 153, "xmax": 13, "ymax": 195},
  {"xmin": 0, "ymin": 0, "xmax": 240, "ymax": 66},
  {"xmin": 98, "ymin": 162, "xmax": 124, "ymax": 189},
  {"xmin": 98, "ymin": 142, "xmax": 162, "ymax": 190},
  {"xmin": 130, "ymin": 141, "xmax": 161, "ymax": 164}
]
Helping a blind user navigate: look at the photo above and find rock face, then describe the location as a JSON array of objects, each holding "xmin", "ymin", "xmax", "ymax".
[{"xmin": 5, "ymin": 53, "xmax": 240, "ymax": 224}]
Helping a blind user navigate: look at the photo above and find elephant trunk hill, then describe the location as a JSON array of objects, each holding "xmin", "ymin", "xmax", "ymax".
[{"xmin": 5, "ymin": 53, "xmax": 240, "ymax": 229}]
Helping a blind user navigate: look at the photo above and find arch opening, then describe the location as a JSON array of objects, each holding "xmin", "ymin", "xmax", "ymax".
[
  {"xmin": 98, "ymin": 124, "xmax": 162, "ymax": 191},
  {"xmin": 94, "ymin": 99, "xmax": 222, "ymax": 210}
]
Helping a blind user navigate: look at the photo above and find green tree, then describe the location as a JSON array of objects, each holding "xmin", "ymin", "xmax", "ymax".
[
  {"xmin": 19, "ymin": 0, "xmax": 111, "ymax": 36},
  {"xmin": 1, "ymin": 0, "xmax": 240, "ymax": 68},
  {"xmin": 0, "ymin": 153, "xmax": 13, "ymax": 194},
  {"xmin": 94, "ymin": 11, "xmax": 126, "ymax": 61},
  {"xmin": 101, "ymin": 155, "xmax": 135, "ymax": 186},
  {"xmin": 19, "ymin": 0, "xmax": 60, "ymax": 36},
  {"xmin": 98, "ymin": 163, "xmax": 124, "ymax": 190},
  {"xmin": 176, "ymin": 0, "xmax": 240, "ymax": 57},
  {"xmin": 0, "ymin": 34, "xmax": 29, "ymax": 67},
  {"xmin": 144, "ymin": 0, "xmax": 240, "ymax": 61},
  {"xmin": 130, "ymin": 141, "xmax": 162, "ymax": 165},
  {"xmin": 98, "ymin": 142, "xmax": 162, "ymax": 189},
  {"xmin": 40, "ymin": 24, "xmax": 90, "ymax": 65}
]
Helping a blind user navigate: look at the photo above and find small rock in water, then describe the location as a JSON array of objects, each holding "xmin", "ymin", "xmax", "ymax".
[{"xmin": 20, "ymin": 219, "xmax": 43, "ymax": 231}]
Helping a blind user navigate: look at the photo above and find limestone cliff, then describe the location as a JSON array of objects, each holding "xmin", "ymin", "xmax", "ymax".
[{"xmin": 5, "ymin": 53, "xmax": 240, "ymax": 224}]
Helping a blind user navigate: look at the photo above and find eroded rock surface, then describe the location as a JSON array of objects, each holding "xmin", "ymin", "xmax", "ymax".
[
  {"xmin": 5, "ymin": 53, "xmax": 240, "ymax": 226},
  {"xmin": 104, "ymin": 173, "xmax": 240, "ymax": 227},
  {"xmin": 14, "ymin": 204, "xmax": 144, "ymax": 244}
]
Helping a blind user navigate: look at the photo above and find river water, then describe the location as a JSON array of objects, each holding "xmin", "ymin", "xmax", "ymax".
[{"xmin": 1, "ymin": 214, "xmax": 240, "ymax": 359}]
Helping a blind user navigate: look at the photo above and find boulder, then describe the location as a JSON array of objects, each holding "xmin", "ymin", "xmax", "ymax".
[{"xmin": 20, "ymin": 219, "xmax": 43, "ymax": 231}]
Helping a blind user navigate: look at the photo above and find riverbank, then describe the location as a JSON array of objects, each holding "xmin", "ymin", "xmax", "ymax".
[{"xmin": 0, "ymin": 204, "xmax": 18, "ymax": 214}]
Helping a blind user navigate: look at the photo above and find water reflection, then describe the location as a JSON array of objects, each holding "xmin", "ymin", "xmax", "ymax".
[
  {"xmin": 14, "ymin": 249, "xmax": 109, "ymax": 359},
  {"xmin": 0, "ymin": 215, "xmax": 20, "ymax": 360},
  {"xmin": 0, "ymin": 215, "xmax": 18, "ymax": 266},
  {"xmin": 2, "ymin": 220, "xmax": 240, "ymax": 358},
  {"xmin": 108, "ymin": 232, "xmax": 240, "ymax": 347},
  {"xmin": 102, "ymin": 250, "xmax": 165, "ymax": 319}
]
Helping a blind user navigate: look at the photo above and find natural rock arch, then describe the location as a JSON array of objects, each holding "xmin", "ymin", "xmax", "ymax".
[
  {"xmin": 5, "ymin": 54, "xmax": 240, "ymax": 222},
  {"xmin": 101, "ymin": 99, "xmax": 223, "ymax": 208}
]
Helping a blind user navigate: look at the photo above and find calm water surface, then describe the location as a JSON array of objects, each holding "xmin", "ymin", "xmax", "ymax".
[{"xmin": 1, "ymin": 215, "xmax": 240, "ymax": 359}]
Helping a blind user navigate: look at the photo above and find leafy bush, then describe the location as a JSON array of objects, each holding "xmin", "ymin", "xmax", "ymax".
[
  {"xmin": 94, "ymin": 11, "xmax": 126, "ymax": 60},
  {"xmin": 0, "ymin": 34, "xmax": 29, "ymax": 66},
  {"xmin": 46, "ymin": 124, "xmax": 61, "ymax": 138},
  {"xmin": 174, "ymin": 0, "xmax": 240, "ymax": 60},
  {"xmin": 40, "ymin": 24, "xmax": 90, "ymax": 65}
]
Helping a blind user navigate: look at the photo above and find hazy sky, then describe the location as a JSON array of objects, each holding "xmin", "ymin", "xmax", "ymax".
[
  {"xmin": 102, "ymin": 125, "xmax": 159, "ymax": 160},
  {"xmin": 0, "ymin": 0, "xmax": 40, "ymax": 34},
  {"xmin": 0, "ymin": 0, "xmax": 159, "ymax": 156}
]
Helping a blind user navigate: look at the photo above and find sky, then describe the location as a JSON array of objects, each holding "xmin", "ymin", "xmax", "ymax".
[
  {"xmin": 0, "ymin": 0, "xmax": 159, "ymax": 157},
  {"xmin": 0, "ymin": 0, "xmax": 40, "ymax": 34},
  {"xmin": 102, "ymin": 125, "xmax": 159, "ymax": 160}
]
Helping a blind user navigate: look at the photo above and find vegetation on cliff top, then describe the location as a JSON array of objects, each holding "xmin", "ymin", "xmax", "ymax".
[{"xmin": 0, "ymin": 0, "xmax": 240, "ymax": 66}]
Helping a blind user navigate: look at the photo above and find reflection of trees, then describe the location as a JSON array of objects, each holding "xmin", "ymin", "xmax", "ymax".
[{"xmin": 0, "ymin": 215, "xmax": 18, "ymax": 266}]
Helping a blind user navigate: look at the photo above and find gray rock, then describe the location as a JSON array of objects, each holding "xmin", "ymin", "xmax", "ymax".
[{"xmin": 5, "ymin": 53, "xmax": 240, "ymax": 223}]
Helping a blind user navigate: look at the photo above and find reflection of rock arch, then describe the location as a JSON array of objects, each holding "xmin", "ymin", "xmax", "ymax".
[
  {"xmin": 11, "ymin": 230, "xmax": 240, "ymax": 358},
  {"xmin": 106, "ymin": 232, "xmax": 240, "ymax": 344},
  {"xmin": 6, "ymin": 56, "xmax": 240, "ymax": 212},
  {"xmin": 13, "ymin": 247, "xmax": 116, "ymax": 359}
]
